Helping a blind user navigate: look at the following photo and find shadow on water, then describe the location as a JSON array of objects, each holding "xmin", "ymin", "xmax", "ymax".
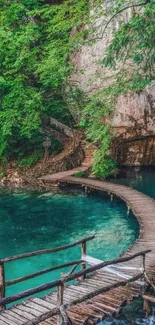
[{"xmin": 112, "ymin": 167, "xmax": 155, "ymax": 199}]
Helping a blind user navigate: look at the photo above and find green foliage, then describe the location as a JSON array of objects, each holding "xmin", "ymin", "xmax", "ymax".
[
  {"xmin": 0, "ymin": 0, "xmax": 90, "ymax": 161},
  {"xmin": 0, "ymin": 170, "xmax": 6, "ymax": 179},
  {"xmin": 74, "ymin": 170, "xmax": 86, "ymax": 177},
  {"xmin": 4, "ymin": 130, "xmax": 43, "ymax": 161},
  {"xmin": 81, "ymin": 85, "xmax": 120, "ymax": 177},
  {"xmin": 48, "ymin": 136, "xmax": 63, "ymax": 155},
  {"xmin": 91, "ymin": 124, "xmax": 117, "ymax": 178},
  {"xmin": 17, "ymin": 152, "xmax": 43, "ymax": 167},
  {"xmin": 15, "ymin": 133, "xmax": 62, "ymax": 167},
  {"xmin": 102, "ymin": 1, "xmax": 155, "ymax": 89},
  {"xmin": 93, "ymin": 150, "xmax": 117, "ymax": 178}
]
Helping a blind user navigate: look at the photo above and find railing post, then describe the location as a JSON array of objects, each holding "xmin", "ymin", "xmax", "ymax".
[
  {"xmin": 0, "ymin": 261, "xmax": 5, "ymax": 310},
  {"xmin": 85, "ymin": 186, "xmax": 88, "ymax": 195},
  {"xmin": 142, "ymin": 253, "xmax": 146, "ymax": 273},
  {"xmin": 57, "ymin": 282, "xmax": 64, "ymax": 325},
  {"xmin": 81, "ymin": 241, "xmax": 87, "ymax": 279},
  {"xmin": 127, "ymin": 205, "xmax": 130, "ymax": 216},
  {"xmin": 142, "ymin": 253, "xmax": 152, "ymax": 316}
]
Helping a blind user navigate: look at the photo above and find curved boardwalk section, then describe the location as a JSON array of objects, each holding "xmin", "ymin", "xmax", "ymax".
[{"xmin": 60, "ymin": 176, "xmax": 155, "ymax": 267}]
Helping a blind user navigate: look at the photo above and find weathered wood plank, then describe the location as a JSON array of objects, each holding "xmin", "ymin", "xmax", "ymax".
[
  {"xmin": 0, "ymin": 319, "xmax": 9, "ymax": 325},
  {"xmin": 31, "ymin": 298, "xmax": 55, "ymax": 310},
  {"xmin": 18, "ymin": 304, "xmax": 42, "ymax": 317},
  {"xmin": 0, "ymin": 315, "xmax": 16, "ymax": 325},
  {"xmin": 24, "ymin": 301, "xmax": 49, "ymax": 314},
  {"xmin": 3, "ymin": 310, "xmax": 27, "ymax": 323},
  {"xmin": 0, "ymin": 312, "xmax": 22, "ymax": 325},
  {"xmin": 12, "ymin": 306, "xmax": 35, "ymax": 320}
]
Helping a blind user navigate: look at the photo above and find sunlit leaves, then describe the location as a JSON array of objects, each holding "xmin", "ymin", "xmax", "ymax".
[
  {"xmin": 0, "ymin": 0, "xmax": 89, "ymax": 160},
  {"xmin": 102, "ymin": 2, "xmax": 155, "ymax": 84}
]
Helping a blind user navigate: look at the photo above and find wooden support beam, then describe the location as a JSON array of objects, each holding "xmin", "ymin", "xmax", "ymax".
[
  {"xmin": 85, "ymin": 186, "xmax": 88, "ymax": 195},
  {"xmin": 110, "ymin": 194, "xmax": 114, "ymax": 203},
  {"xmin": 143, "ymin": 294, "xmax": 155, "ymax": 304},
  {"xmin": 127, "ymin": 205, "xmax": 130, "ymax": 216},
  {"xmin": 81, "ymin": 242, "xmax": 87, "ymax": 279},
  {"xmin": 143, "ymin": 296, "xmax": 152, "ymax": 317},
  {"xmin": 142, "ymin": 253, "xmax": 146, "ymax": 273},
  {"xmin": 57, "ymin": 283, "xmax": 64, "ymax": 325}
]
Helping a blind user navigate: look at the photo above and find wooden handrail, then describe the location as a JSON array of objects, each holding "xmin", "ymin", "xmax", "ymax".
[
  {"xmin": 60, "ymin": 249, "xmax": 151, "ymax": 284},
  {"xmin": 1, "ymin": 236, "xmax": 95, "ymax": 263},
  {"xmin": 5, "ymin": 259, "xmax": 83, "ymax": 287},
  {"xmin": 0, "ymin": 279, "xmax": 61, "ymax": 306},
  {"xmin": 0, "ymin": 249, "xmax": 150, "ymax": 307},
  {"xmin": 0, "ymin": 236, "xmax": 93, "ymax": 308}
]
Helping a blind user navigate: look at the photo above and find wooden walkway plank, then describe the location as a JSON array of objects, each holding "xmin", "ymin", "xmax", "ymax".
[
  {"xmin": 38, "ymin": 167, "xmax": 90, "ymax": 182},
  {"xmin": 31, "ymin": 298, "xmax": 56, "ymax": 310},
  {"xmin": 0, "ymin": 312, "xmax": 22, "ymax": 325},
  {"xmin": 3, "ymin": 310, "xmax": 27, "ymax": 323}
]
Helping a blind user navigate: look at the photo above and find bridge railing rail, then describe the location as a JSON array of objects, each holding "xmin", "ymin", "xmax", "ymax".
[
  {"xmin": 0, "ymin": 235, "xmax": 95, "ymax": 309},
  {"xmin": 0, "ymin": 246, "xmax": 151, "ymax": 312}
]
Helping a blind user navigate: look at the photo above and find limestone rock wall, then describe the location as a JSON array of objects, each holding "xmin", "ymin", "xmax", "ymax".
[
  {"xmin": 70, "ymin": 3, "xmax": 155, "ymax": 166},
  {"xmin": 111, "ymin": 86, "xmax": 155, "ymax": 166}
]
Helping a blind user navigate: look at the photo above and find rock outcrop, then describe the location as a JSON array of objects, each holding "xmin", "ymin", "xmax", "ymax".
[
  {"xmin": 70, "ymin": 4, "xmax": 155, "ymax": 167},
  {"xmin": 112, "ymin": 86, "xmax": 155, "ymax": 166}
]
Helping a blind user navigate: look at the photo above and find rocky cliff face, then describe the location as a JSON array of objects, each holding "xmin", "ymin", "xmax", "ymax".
[
  {"xmin": 70, "ymin": 5, "xmax": 155, "ymax": 167},
  {"xmin": 112, "ymin": 86, "xmax": 155, "ymax": 166}
]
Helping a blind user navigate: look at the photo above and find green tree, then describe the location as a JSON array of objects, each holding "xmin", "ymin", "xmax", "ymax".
[
  {"xmin": 103, "ymin": 0, "xmax": 155, "ymax": 89},
  {"xmin": 0, "ymin": 0, "xmax": 89, "ymax": 161}
]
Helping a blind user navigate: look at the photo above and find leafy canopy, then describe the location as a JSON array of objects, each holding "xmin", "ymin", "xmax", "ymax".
[
  {"xmin": 103, "ymin": 0, "xmax": 155, "ymax": 90},
  {"xmin": 0, "ymin": 0, "xmax": 89, "ymax": 161}
]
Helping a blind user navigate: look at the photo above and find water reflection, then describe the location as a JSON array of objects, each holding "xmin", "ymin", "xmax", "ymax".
[{"xmin": 113, "ymin": 169, "xmax": 155, "ymax": 199}]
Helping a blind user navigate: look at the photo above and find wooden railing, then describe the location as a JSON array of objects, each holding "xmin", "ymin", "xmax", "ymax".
[
  {"xmin": 0, "ymin": 239, "xmax": 151, "ymax": 325},
  {"xmin": 0, "ymin": 235, "xmax": 94, "ymax": 309}
]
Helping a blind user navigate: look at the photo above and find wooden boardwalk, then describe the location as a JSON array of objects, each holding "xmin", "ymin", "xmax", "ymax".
[
  {"xmin": 0, "ymin": 176, "xmax": 155, "ymax": 324},
  {"xmin": 39, "ymin": 141, "xmax": 96, "ymax": 182},
  {"xmin": 38, "ymin": 166, "xmax": 90, "ymax": 182},
  {"xmin": 59, "ymin": 176, "xmax": 155, "ymax": 268}
]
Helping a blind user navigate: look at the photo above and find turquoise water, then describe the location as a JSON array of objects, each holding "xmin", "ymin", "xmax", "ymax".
[
  {"xmin": 0, "ymin": 189, "xmax": 139, "ymax": 300},
  {"xmin": 113, "ymin": 169, "xmax": 155, "ymax": 198}
]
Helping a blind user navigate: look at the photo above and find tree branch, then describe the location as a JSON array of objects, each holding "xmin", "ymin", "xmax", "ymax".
[{"xmin": 96, "ymin": 0, "xmax": 151, "ymax": 41}]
